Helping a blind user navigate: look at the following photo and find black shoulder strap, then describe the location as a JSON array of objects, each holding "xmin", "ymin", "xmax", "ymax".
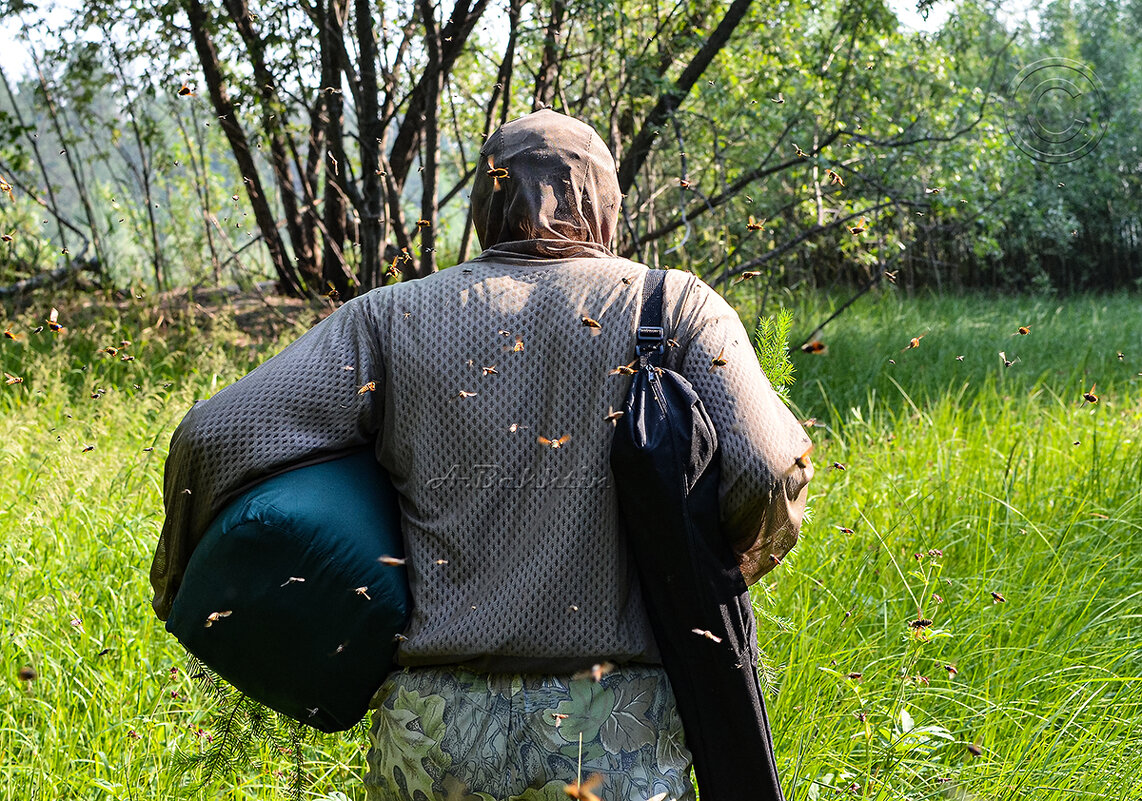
[{"xmin": 636, "ymin": 269, "xmax": 666, "ymax": 365}]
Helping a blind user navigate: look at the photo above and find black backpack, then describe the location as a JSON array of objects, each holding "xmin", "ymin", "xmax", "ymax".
[{"xmin": 610, "ymin": 269, "xmax": 785, "ymax": 801}]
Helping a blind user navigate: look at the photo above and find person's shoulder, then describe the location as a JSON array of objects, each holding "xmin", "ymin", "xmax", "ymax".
[{"xmin": 654, "ymin": 268, "xmax": 731, "ymax": 315}]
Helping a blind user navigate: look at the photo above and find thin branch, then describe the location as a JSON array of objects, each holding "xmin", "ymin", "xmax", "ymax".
[{"xmin": 616, "ymin": 0, "xmax": 754, "ymax": 193}]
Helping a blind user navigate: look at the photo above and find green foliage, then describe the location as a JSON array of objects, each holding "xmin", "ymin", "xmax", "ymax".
[
  {"xmin": 754, "ymin": 306, "xmax": 796, "ymax": 404},
  {"xmin": 4, "ymin": 287, "xmax": 1142, "ymax": 799},
  {"xmin": 173, "ymin": 658, "xmax": 323, "ymax": 801},
  {"xmin": 759, "ymin": 289, "xmax": 1142, "ymax": 799},
  {"xmin": 0, "ymin": 0, "xmax": 1135, "ymax": 297},
  {"xmin": 0, "ymin": 292, "xmax": 345, "ymax": 799}
]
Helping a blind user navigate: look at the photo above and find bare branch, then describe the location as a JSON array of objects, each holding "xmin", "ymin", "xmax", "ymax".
[{"xmin": 616, "ymin": 0, "xmax": 754, "ymax": 193}]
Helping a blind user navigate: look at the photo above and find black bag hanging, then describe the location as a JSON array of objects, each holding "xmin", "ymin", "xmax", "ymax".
[{"xmin": 610, "ymin": 269, "xmax": 785, "ymax": 801}]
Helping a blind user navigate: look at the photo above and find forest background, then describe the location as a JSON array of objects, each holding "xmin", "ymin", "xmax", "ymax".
[
  {"xmin": 0, "ymin": 0, "xmax": 1139, "ymax": 297},
  {"xmin": 2, "ymin": 0, "xmax": 1141, "ymax": 799}
]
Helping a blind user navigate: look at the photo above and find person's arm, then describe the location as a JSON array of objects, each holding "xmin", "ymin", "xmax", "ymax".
[
  {"xmin": 666, "ymin": 273, "xmax": 813, "ymax": 584},
  {"xmin": 150, "ymin": 292, "xmax": 387, "ymax": 619}
]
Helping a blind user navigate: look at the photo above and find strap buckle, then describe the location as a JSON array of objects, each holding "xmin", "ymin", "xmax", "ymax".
[{"xmin": 636, "ymin": 325, "xmax": 664, "ymax": 355}]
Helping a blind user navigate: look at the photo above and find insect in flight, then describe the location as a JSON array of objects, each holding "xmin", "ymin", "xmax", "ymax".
[
  {"xmin": 486, "ymin": 155, "xmax": 509, "ymax": 191},
  {"xmin": 709, "ymin": 348, "xmax": 728, "ymax": 371},
  {"xmin": 793, "ymin": 444, "xmax": 813, "ymax": 469},
  {"xmin": 690, "ymin": 628, "xmax": 723, "ymax": 643},
  {"xmin": 564, "ymin": 773, "xmax": 603, "ymax": 801},
  {"xmin": 204, "ymin": 610, "xmax": 232, "ymax": 628},
  {"xmin": 537, "ymin": 434, "xmax": 571, "ymax": 449},
  {"xmin": 573, "ymin": 662, "xmax": 613, "ymax": 683}
]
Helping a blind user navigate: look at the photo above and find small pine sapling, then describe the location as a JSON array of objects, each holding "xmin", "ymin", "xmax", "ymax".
[{"xmin": 753, "ymin": 307, "xmax": 796, "ymax": 404}]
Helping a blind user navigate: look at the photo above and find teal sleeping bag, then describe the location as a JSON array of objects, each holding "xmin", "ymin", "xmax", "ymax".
[{"xmin": 165, "ymin": 449, "xmax": 410, "ymax": 732}]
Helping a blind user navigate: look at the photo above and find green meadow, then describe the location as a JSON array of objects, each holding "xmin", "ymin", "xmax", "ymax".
[{"xmin": 2, "ymin": 288, "xmax": 1140, "ymax": 799}]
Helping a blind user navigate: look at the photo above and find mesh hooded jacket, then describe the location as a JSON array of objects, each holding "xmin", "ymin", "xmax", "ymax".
[{"xmin": 152, "ymin": 109, "xmax": 813, "ymax": 673}]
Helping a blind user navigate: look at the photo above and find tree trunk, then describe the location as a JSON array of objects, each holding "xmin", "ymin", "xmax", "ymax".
[
  {"xmin": 320, "ymin": 0, "xmax": 352, "ymax": 296},
  {"xmin": 457, "ymin": 0, "xmax": 518, "ymax": 263},
  {"xmin": 386, "ymin": 0, "xmax": 490, "ymax": 190},
  {"xmin": 416, "ymin": 0, "xmax": 441, "ymax": 278},
  {"xmin": 616, "ymin": 0, "xmax": 755, "ymax": 194},
  {"xmin": 184, "ymin": 0, "xmax": 304, "ymax": 296},
  {"xmin": 354, "ymin": 0, "xmax": 384, "ymax": 290},
  {"xmin": 532, "ymin": 0, "xmax": 565, "ymax": 110},
  {"xmin": 221, "ymin": 0, "xmax": 320, "ymax": 291}
]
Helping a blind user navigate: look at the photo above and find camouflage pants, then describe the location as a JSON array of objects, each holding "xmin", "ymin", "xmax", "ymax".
[{"xmin": 364, "ymin": 664, "xmax": 695, "ymax": 801}]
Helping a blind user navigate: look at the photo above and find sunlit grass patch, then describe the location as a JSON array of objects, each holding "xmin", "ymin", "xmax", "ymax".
[
  {"xmin": 756, "ymin": 290, "xmax": 1142, "ymax": 800},
  {"xmin": 2, "ymin": 288, "xmax": 1141, "ymax": 799}
]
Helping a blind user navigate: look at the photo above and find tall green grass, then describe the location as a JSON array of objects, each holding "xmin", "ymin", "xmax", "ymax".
[
  {"xmin": 0, "ymin": 295, "xmax": 347, "ymax": 800},
  {"xmin": 754, "ymin": 290, "xmax": 1142, "ymax": 800},
  {"xmin": 2, "ymin": 289, "xmax": 1140, "ymax": 800}
]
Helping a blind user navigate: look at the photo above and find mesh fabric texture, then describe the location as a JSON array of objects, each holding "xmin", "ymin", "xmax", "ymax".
[{"xmin": 152, "ymin": 110, "xmax": 812, "ymax": 672}]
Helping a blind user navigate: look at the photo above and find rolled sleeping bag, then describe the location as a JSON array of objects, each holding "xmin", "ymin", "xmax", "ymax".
[{"xmin": 165, "ymin": 448, "xmax": 410, "ymax": 733}]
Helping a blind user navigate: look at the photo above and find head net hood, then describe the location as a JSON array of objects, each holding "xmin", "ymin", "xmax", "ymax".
[{"xmin": 471, "ymin": 109, "xmax": 621, "ymax": 259}]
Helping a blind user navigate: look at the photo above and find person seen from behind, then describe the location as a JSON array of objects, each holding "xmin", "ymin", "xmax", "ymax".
[{"xmin": 151, "ymin": 109, "xmax": 813, "ymax": 800}]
